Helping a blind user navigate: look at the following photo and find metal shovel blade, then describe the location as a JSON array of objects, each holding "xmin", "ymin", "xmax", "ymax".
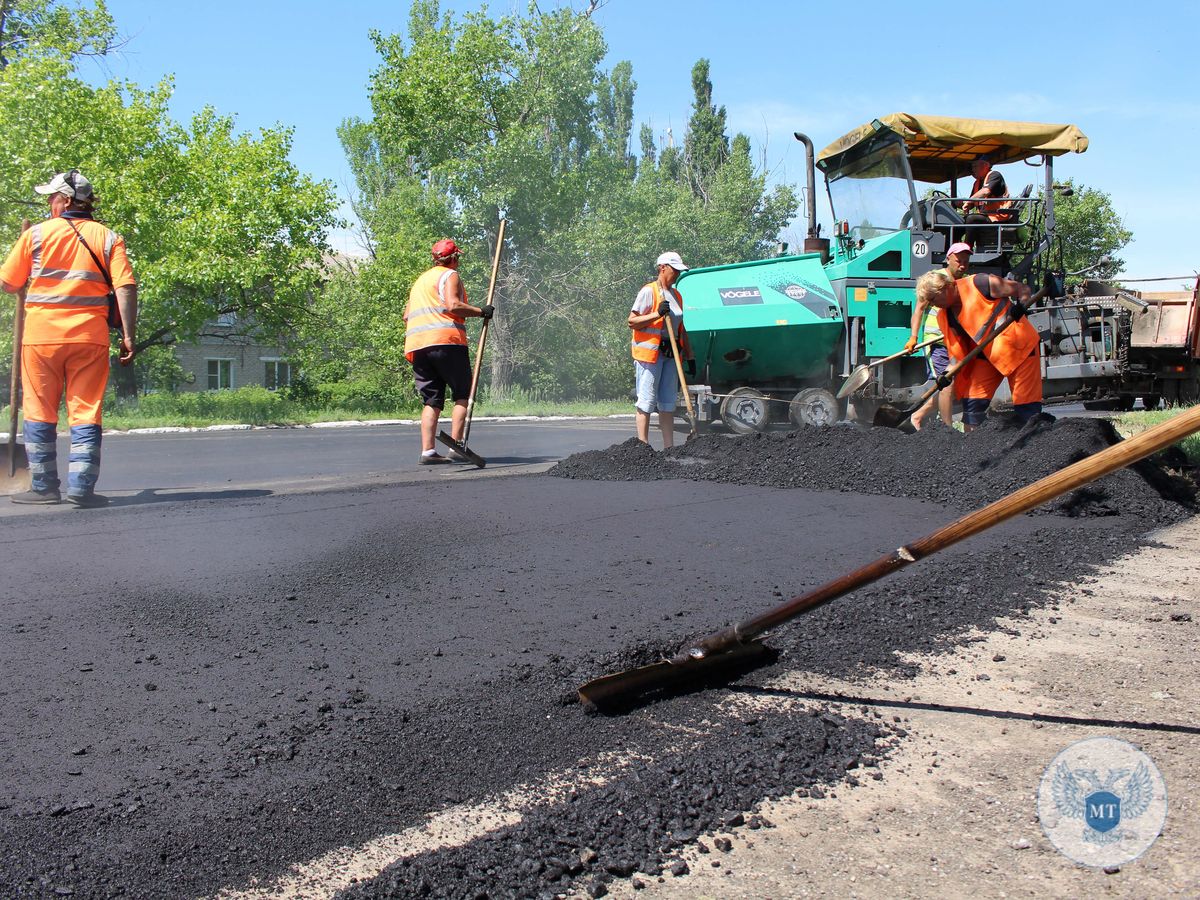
[
  {"xmin": 836, "ymin": 365, "xmax": 871, "ymax": 399},
  {"xmin": 0, "ymin": 443, "xmax": 30, "ymax": 494},
  {"xmin": 872, "ymin": 403, "xmax": 916, "ymax": 430},
  {"xmin": 578, "ymin": 640, "xmax": 775, "ymax": 714},
  {"xmin": 436, "ymin": 430, "xmax": 486, "ymax": 468}
]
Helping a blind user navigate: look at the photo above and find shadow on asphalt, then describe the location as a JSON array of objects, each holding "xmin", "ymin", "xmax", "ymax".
[
  {"xmin": 734, "ymin": 686, "xmax": 1200, "ymax": 736},
  {"xmin": 107, "ymin": 488, "xmax": 274, "ymax": 507}
]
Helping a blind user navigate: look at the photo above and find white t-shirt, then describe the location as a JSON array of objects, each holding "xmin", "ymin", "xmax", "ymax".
[{"xmin": 631, "ymin": 282, "xmax": 683, "ymax": 332}]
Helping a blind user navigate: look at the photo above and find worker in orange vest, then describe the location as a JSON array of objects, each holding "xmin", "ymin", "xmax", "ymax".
[
  {"xmin": 403, "ymin": 238, "xmax": 494, "ymax": 465},
  {"xmin": 905, "ymin": 241, "xmax": 972, "ymax": 430},
  {"xmin": 628, "ymin": 251, "xmax": 694, "ymax": 449},
  {"xmin": 916, "ymin": 268, "xmax": 1042, "ymax": 431},
  {"xmin": 0, "ymin": 170, "xmax": 137, "ymax": 507}
]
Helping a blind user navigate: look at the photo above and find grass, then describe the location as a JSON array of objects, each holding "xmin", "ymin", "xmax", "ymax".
[
  {"xmin": 1, "ymin": 386, "xmax": 631, "ymax": 433},
  {"xmin": 1114, "ymin": 407, "xmax": 1200, "ymax": 465}
]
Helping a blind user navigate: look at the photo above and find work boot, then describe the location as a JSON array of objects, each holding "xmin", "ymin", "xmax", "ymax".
[
  {"xmin": 10, "ymin": 487, "xmax": 61, "ymax": 505},
  {"xmin": 418, "ymin": 453, "xmax": 451, "ymax": 465},
  {"xmin": 66, "ymin": 492, "xmax": 109, "ymax": 508}
]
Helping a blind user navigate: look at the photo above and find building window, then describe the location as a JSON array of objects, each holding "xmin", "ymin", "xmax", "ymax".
[
  {"xmin": 207, "ymin": 359, "xmax": 233, "ymax": 390},
  {"xmin": 216, "ymin": 311, "xmax": 237, "ymax": 327},
  {"xmin": 264, "ymin": 360, "xmax": 292, "ymax": 391}
]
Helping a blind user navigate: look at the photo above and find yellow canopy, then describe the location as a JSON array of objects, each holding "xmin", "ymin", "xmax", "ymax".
[{"xmin": 817, "ymin": 113, "xmax": 1089, "ymax": 183}]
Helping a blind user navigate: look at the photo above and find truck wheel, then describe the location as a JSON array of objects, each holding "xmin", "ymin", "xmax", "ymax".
[
  {"xmin": 789, "ymin": 388, "xmax": 842, "ymax": 427},
  {"xmin": 721, "ymin": 387, "xmax": 771, "ymax": 434},
  {"xmin": 1142, "ymin": 394, "xmax": 1161, "ymax": 411}
]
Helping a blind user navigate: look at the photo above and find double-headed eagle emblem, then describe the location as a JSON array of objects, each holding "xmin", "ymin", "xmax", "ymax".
[{"xmin": 1052, "ymin": 761, "xmax": 1155, "ymax": 845}]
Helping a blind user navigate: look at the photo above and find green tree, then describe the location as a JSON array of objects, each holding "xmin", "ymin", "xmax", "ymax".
[
  {"xmin": 0, "ymin": 0, "xmax": 340, "ymax": 393},
  {"xmin": 683, "ymin": 58, "xmax": 728, "ymax": 200},
  {"xmin": 1050, "ymin": 179, "xmax": 1132, "ymax": 281}
]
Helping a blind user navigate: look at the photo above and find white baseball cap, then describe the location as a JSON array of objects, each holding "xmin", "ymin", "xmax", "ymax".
[
  {"xmin": 656, "ymin": 251, "xmax": 689, "ymax": 271},
  {"xmin": 35, "ymin": 169, "xmax": 93, "ymax": 201}
]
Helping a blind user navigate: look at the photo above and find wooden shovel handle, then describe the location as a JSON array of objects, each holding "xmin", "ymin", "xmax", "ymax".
[
  {"xmin": 463, "ymin": 218, "xmax": 506, "ymax": 444},
  {"xmin": 680, "ymin": 403, "xmax": 1200, "ymax": 662},
  {"xmin": 8, "ymin": 220, "xmax": 30, "ymax": 470},
  {"xmin": 664, "ymin": 315, "xmax": 697, "ymax": 437},
  {"xmin": 869, "ymin": 334, "xmax": 940, "ymax": 369}
]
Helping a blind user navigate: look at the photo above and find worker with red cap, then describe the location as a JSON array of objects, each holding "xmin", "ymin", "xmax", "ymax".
[
  {"xmin": 404, "ymin": 238, "xmax": 494, "ymax": 464},
  {"xmin": 0, "ymin": 169, "xmax": 138, "ymax": 507}
]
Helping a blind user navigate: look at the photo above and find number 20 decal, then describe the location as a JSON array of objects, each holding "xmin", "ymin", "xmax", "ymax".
[{"xmin": 911, "ymin": 240, "xmax": 929, "ymax": 258}]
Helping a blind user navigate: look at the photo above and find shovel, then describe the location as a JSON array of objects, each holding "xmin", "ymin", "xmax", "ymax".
[
  {"xmin": 437, "ymin": 218, "xmax": 506, "ymax": 468},
  {"xmin": 663, "ymin": 314, "xmax": 698, "ymax": 440},
  {"xmin": 2, "ymin": 220, "xmax": 31, "ymax": 494},
  {"xmin": 579, "ymin": 401, "xmax": 1200, "ymax": 712},
  {"xmin": 837, "ymin": 335, "xmax": 940, "ymax": 400}
]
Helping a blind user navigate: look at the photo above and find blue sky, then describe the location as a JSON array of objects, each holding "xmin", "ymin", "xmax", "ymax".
[{"xmin": 95, "ymin": 0, "xmax": 1197, "ymax": 280}]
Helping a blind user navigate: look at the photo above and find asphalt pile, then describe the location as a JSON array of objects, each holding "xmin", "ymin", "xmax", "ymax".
[{"xmin": 549, "ymin": 414, "xmax": 1194, "ymax": 524}]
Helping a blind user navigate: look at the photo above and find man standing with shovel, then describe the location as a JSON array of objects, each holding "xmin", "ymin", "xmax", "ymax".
[
  {"xmin": 404, "ymin": 239, "xmax": 494, "ymax": 465},
  {"xmin": 628, "ymin": 251, "xmax": 695, "ymax": 450},
  {"xmin": 0, "ymin": 170, "xmax": 137, "ymax": 507}
]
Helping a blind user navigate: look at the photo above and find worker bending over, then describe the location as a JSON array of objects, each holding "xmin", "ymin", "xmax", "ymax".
[
  {"xmin": 628, "ymin": 251, "xmax": 695, "ymax": 449},
  {"xmin": 404, "ymin": 239, "xmax": 494, "ymax": 465},
  {"xmin": 0, "ymin": 170, "xmax": 138, "ymax": 507},
  {"xmin": 905, "ymin": 241, "xmax": 971, "ymax": 430},
  {"xmin": 916, "ymin": 268, "xmax": 1042, "ymax": 431}
]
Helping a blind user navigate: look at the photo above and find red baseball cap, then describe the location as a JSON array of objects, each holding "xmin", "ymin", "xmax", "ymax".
[{"xmin": 431, "ymin": 238, "xmax": 460, "ymax": 261}]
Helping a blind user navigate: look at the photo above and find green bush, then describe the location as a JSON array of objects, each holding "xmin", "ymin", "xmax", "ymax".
[{"xmin": 110, "ymin": 386, "xmax": 289, "ymax": 425}]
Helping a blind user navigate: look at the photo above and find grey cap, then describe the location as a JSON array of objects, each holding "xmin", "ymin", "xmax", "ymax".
[{"xmin": 34, "ymin": 169, "xmax": 94, "ymax": 201}]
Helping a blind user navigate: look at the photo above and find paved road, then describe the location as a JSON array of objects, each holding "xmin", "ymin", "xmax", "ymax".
[{"xmin": 0, "ymin": 418, "xmax": 635, "ymax": 518}]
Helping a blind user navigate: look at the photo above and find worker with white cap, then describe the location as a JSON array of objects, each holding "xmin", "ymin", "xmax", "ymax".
[
  {"xmin": 906, "ymin": 242, "xmax": 971, "ymax": 429},
  {"xmin": 0, "ymin": 169, "xmax": 137, "ymax": 507},
  {"xmin": 627, "ymin": 251, "xmax": 695, "ymax": 449}
]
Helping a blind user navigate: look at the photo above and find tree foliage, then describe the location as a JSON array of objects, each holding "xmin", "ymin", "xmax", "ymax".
[
  {"xmin": 1050, "ymin": 179, "xmax": 1132, "ymax": 282},
  {"xmin": 332, "ymin": 0, "xmax": 796, "ymax": 400},
  {"xmin": 0, "ymin": 0, "xmax": 340, "ymax": 391}
]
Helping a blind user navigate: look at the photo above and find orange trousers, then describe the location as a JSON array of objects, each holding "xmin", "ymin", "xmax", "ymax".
[
  {"xmin": 21, "ymin": 342, "xmax": 110, "ymax": 425},
  {"xmin": 954, "ymin": 351, "xmax": 1042, "ymax": 405}
]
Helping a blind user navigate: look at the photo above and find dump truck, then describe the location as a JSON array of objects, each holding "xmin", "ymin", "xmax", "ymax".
[{"xmin": 676, "ymin": 113, "xmax": 1200, "ymax": 430}]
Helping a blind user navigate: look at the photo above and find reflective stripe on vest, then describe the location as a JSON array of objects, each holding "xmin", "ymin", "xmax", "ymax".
[
  {"xmin": 937, "ymin": 276, "xmax": 1040, "ymax": 377},
  {"xmin": 25, "ymin": 220, "xmax": 113, "ymax": 308},
  {"xmin": 404, "ymin": 265, "xmax": 468, "ymax": 358},
  {"xmin": 631, "ymin": 282, "xmax": 683, "ymax": 364}
]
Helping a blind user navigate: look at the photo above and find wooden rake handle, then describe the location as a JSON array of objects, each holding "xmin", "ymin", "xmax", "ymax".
[
  {"xmin": 663, "ymin": 315, "xmax": 697, "ymax": 437},
  {"xmin": 462, "ymin": 218, "xmax": 506, "ymax": 445},
  {"xmin": 679, "ymin": 404, "xmax": 1200, "ymax": 662}
]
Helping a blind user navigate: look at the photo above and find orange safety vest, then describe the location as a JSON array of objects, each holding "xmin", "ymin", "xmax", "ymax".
[
  {"xmin": 631, "ymin": 282, "xmax": 685, "ymax": 364},
  {"xmin": 404, "ymin": 265, "xmax": 469, "ymax": 361},
  {"xmin": 938, "ymin": 276, "xmax": 1039, "ymax": 376},
  {"xmin": 970, "ymin": 173, "xmax": 1011, "ymax": 221},
  {"xmin": 0, "ymin": 216, "xmax": 134, "ymax": 346}
]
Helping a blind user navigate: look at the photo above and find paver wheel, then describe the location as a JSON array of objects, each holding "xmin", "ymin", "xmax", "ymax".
[
  {"xmin": 721, "ymin": 387, "xmax": 770, "ymax": 434},
  {"xmin": 789, "ymin": 387, "xmax": 842, "ymax": 427}
]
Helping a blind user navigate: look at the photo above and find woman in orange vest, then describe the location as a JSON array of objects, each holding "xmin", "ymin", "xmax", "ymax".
[
  {"xmin": 0, "ymin": 170, "xmax": 138, "ymax": 507},
  {"xmin": 628, "ymin": 251, "xmax": 695, "ymax": 450},
  {"xmin": 916, "ymin": 268, "xmax": 1042, "ymax": 432},
  {"xmin": 404, "ymin": 239, "xmax": 494, "ymax": 465}
]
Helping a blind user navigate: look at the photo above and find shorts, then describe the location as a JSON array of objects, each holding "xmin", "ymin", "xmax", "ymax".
[
  {"xmin": 956, "ymin": 350, "xmax": 1043, "ymax": 425},
  {"xmin": 927, "ymin": 344, "xmax": 950, "ymax": 379},
  {"xmin": 410, "ymin": 344, "xmax": 472, "ymax": 409},
  {"xmin": 634, "ymin": 357, "xmax": 678, "ymax": 414}
]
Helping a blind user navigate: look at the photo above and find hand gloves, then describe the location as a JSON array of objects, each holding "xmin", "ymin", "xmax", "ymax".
[
  {"xmin": 1008, "ymin": 299, "xmax": 1028, "ymax": 321},
  {"xmin": 935, "ymin": 373, "xmax": 954, "ymax": 390},
  {"xmin": 686, "ymin": 359, "xmax": 697, "ymax": 378},
  {"xmin": 903, "ymin": 336, "xmax": 918, "ymax": 353},
  {"xmin": 480, "ymin": 304, "xmax": 495, "ymax": 320},
  {"xmin": 657, "ymin": 299, "xmax": 671, "ymax": 316}
]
